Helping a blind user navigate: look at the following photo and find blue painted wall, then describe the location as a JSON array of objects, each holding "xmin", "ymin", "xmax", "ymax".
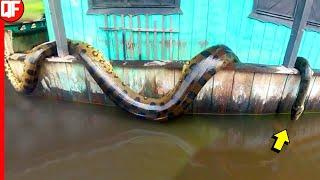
[{"xmin": 43, "ymin": 0, "xmax": 320, "ymax": 69}]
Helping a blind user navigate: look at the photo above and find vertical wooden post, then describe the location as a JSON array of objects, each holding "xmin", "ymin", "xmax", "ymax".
[
  {"xmin": 283, "ymin": 0, "xmax": 313, "ymax": 68},
  {"xmin": 48, "ymin": 0, "xmax": 69, "ymax": 57}
]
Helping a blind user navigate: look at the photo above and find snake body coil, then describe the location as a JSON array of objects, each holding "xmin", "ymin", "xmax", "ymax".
[
  {"xmin": 5, "ymin": 40, "xmax": 239, "ymax": 121},
  {"xmin": 5, "ymin": 41, "xmax": 57, "ymax": 93},
  {"xmin": 75, "ymin": 42, "xmax": 239, "ymax": 121},
  {"xmin": 5, "ymin": 40, "xmax": 311, "ymax": 121}
]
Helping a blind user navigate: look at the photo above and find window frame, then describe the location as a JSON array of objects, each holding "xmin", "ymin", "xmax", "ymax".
[
  {"xmin": 250, "ymin": 0, "xmax": 320, "ymax": 32},
  {"xmin": 87, "ymin": 0, "xmax": 182, "ymax": 15}
]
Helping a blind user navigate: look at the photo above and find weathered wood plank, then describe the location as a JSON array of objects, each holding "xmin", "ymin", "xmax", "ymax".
[
  {"xmin": 306, "ymin": 76, "xmax": 320, "ymax": 111},
  {"xmin": 227, "ymin": 72, "xmax": 254, "ymax": 113},
  {"xmin": 154, "ymin": 69, "xmax": 175, "ymax": 96},
  {"xmin": 211, "ymin": 70, "xmax": 235, "ymax": 113},
  {"xmin": 263, "ymin": 74, "xmax": 288, "ymax": 113},
  {"xmin": 247, "ymin": 73, "xmax": 272, "ymax": 114},
  {"xmin": 52, "ymin": 63, "xmax": 74, "ymax": 101},
  {"xmin": 113, "ymin": 66, "xmax": 125, "ymax": 80},
  {"xmin": 194, "ymin": 78, "xmax": 213, "ymax": 113},
  {"xmin": 142, "ymin": 68, "xmax": 175, "ymax": 98},
  {"xmin": 277, "ymin": 75, "xmax": 301, "ymax": 113},
  {"xmin": 6, "ymin": 57, "xmax": 320, "ymax": 114},
  {"xmin": 84, "ymin": 68, "xmax": 106, "ymax": 105},
  {"xmin": 64, "ymin": 63, "xmax": 89, "ymax": 103},
  {"xmin": 112, "ymin": 61, "xmax": 300, "ymax": 75},
  {"xmin": 123, "ymin": 67, "xmax": 147, "ymax": 96},
  {"xmin": 37, "ymin": 62, "xmax": 64, "ymax": 98},
  {"xmin": 304, "ymin": 76, "xmax": 317, "ymax": 108}
]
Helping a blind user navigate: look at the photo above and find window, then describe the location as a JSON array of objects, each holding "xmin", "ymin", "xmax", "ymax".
[
  {"xmin": 88, "ymin": 0, "xmax": 181, "ymax": 15},
  {"xmin": 251, "ymin": 0, "xmax": 320, "ymax": 31}
]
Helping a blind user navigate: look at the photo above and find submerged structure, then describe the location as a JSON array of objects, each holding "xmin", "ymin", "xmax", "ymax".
[{"xmin": 4, "ymin": 0, "xmax": 320, "ymax": 120}]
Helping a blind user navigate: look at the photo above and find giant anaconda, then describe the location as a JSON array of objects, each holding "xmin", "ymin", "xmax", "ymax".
[{"xmin": 4, "ymin": 41, "xmax": 312, "ymax": 121}]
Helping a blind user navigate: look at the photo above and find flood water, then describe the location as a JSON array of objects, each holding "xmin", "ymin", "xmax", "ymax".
[{"xmin": 5, "ymin": 80, "xmax": 320, "ymax": 180}]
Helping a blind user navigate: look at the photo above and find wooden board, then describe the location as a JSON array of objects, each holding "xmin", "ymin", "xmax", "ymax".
[
  {"xmin": 84, "ymin": 68, "xmax": 107, "ymax": 105},
  {"xmin": 277, "ymin": 75, "xmax": 301, "ymax": 113},
  {"xmin": 306, "ymin": 76, "xmax": 320, "ymax": 111},
  {"xmin": 263, "ymin": 74, "xmax": 288, "ymax": 113},
  {"xmin": 194, "ymin": 78, "xmax": 213, "ymax": 113},
  {"xmin": 211, "ymin": 70, "xmax": 235, "ymax": 113},
  {"xmin": 247, "ymin": 73, "xmax": 272, "ymax": 114},
  {"xmin": 123, "ymin": 67, "xmax": 147, "ymax": 96},
  {"xmin": 5, "ymin": 57, "xmax": 320, "ymax": 115},
  {"xmin": 154, "ymin": 68, "xmax": 175, "ymax": 96},
  {"xmin": 227, "ymin": 71, "xmax": 254, "ymax": 113},
  {"xmin": 64, "ymin": 63, "xmax": 89, "ymax": 103},
  {"xmin": 142, "ymin": 68, "xmax": 175, "ymax": 98},
  {"xmin": 37, "ymin": 62, "xmax": 67, "ymax": 99}
]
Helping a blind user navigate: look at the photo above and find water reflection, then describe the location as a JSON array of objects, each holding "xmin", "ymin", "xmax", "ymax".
[{"xmin": 5, "ymin": 80, "xmax": 320, "ymax": 180}]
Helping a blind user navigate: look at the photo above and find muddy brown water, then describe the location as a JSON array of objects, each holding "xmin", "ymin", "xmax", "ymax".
[{"xmin": 5, "ymin": 80, "xmax": 320, "ymax": 180}]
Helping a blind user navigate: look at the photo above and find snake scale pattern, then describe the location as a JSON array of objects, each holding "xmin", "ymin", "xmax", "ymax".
[{"xmin": 5, "ymin": 40, "xmax": 312, "ymax": 121}]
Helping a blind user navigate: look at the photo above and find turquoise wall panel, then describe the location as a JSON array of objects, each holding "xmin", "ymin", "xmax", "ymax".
[
  {"xmin": 43, "ymin": 0, "xmax": 320, "ymax": 69},
  {"xmin": 298, "ymin": 30, "xmax": 320, "ymax": 69}
]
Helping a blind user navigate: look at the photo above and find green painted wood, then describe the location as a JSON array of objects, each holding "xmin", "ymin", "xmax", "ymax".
[
  {"xmin": 70, "ymin": 0, "xmax": 84, "ymax": 41},
  {"xmin": 249, "ymin": 23, "xmax": 266, "ymax": 64},
  {"xmin": 171, "ymin": 15, "xmax": 180, "ymax": 61},
  {"xmin": 139, "ymin": 15, "xmax": 147, "ymax": 60},
  {"xmin": 207, "ymin": 0, "xmax": 228, "ymax": 46},
  {"xmin": 131, "ymin": 15, "xmax": 139, "ymax": 60},
  {"xmin": 178, "ymin": 0, "xmax": 194, "ymax": 60},
  {"xmin": 60, "ymin": 0, "xmax": 73, "ymax": 40},
  {"xmin": 107, "ymin": 15, "xmax": 117, "ymax": 60},
  {"xmin": 298, "ymin": 30, "xmax": 320, "ymax": 69},
  {"xmin": 95, "ymin": 15, "xmax": 107, "ymax": 57},
  {"xmin": 235, "ymin": 0, "xmax": 256, "ymax": 63},
  {"xmin": 153, "ymin": 15, "xmax": 163, "ymax": 61},
  {"xmin": 226, "ymin": 0, "xmax": 242, "ymax": 54},
  {"xmin": 82, "ymin": 0, "xmax": 98, "ymax": 48},
  {"xmin": 43, "ymin": 0, "xmax": 320, "ymax": 69},
  {"xmin": 190, "ymin": 0, "xmax": 209, "ymax": 57}
]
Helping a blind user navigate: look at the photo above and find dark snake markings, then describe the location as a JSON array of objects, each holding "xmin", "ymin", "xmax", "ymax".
[
  {"xmin": 291, "ymin": 57, "xmax": 313, "ymax": 121},
  {"xmin": 5, "ymin": 41, "xmax": 312, "ymax": 121}
]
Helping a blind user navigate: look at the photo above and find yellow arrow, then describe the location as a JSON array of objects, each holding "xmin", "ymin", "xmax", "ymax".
[{"xmin": 272, "ymin": 130, "xmax": 290, "ymax": 153}]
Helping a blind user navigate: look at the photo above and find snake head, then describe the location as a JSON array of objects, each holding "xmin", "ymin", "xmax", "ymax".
[{"xmin": 291, "ymin": 105, "xmax": 304, "ymax": 121}]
